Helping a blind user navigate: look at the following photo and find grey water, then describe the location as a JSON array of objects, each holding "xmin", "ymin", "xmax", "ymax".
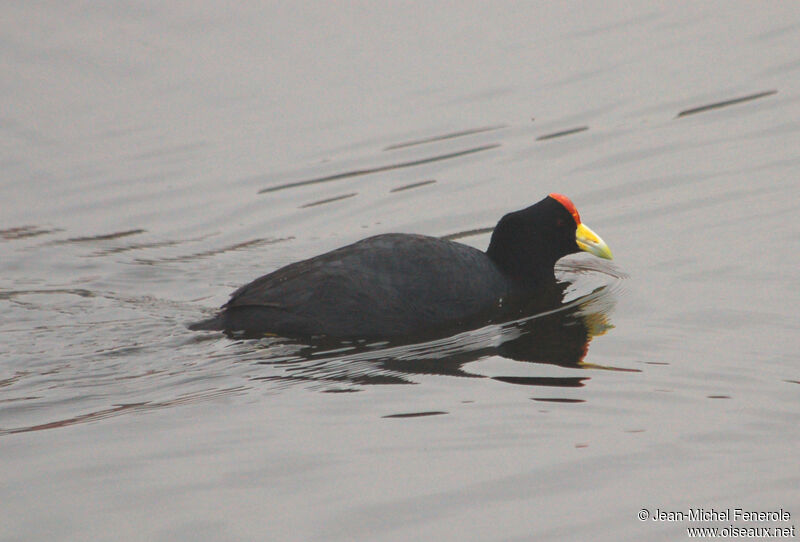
[{"xmin": 2, "ymin": 2, "xmax": 799, "ymax": 541}]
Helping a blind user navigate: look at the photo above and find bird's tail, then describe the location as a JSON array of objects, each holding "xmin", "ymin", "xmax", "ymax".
[{"xmin": 187, "ymin": 315, "xmax": 224, "ymax": 331}]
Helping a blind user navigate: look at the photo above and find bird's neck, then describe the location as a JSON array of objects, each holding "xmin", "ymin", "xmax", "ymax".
[{"xmin": 485, "ymin": 242, "xmax": 558, "ymax": 287}]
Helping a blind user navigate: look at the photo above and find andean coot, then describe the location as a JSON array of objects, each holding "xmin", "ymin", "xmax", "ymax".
[{"xmin": 190, "ymin": 194, "xmax": 612, "ymax": 338}]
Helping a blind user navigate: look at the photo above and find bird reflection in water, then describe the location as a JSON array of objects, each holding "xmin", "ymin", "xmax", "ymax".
[{"xmin": 243, "ymin": 271, "xmax": 632, "ymax": 392}]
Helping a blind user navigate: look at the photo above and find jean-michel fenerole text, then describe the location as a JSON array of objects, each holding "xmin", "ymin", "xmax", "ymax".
[{"xmin": 651, "ymin": 508, "xmax": 791, "ymax": 522}]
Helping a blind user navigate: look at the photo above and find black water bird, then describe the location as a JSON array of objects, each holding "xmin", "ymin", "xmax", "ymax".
[{"xmin": 190, "ymin": 194, "xmax": 612, "ymax": 339}]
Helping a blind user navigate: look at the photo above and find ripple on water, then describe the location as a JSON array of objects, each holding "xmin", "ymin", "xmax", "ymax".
[{"xmin": 0, "ymin": 256, "xmax": 628, "ymax": 434}]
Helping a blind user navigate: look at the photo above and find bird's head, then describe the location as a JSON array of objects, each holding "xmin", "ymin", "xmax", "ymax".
[{"xmin": 487, "ymin": 193, "xmax": 612, "ymax": 282}]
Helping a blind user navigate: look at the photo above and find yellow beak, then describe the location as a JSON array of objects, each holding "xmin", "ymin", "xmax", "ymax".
[{"xmin": 576, "ymin": 223, "xmax": 613, "ymax": 260}]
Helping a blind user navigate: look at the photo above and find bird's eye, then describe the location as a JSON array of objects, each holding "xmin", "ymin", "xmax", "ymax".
[{"xmin": 556, "ymin": 218, "xmax": 565, "ymax": 227}]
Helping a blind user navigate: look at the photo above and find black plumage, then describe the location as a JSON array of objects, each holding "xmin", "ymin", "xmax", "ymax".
[{"xmin": 190, "ymin": 195, "xmax": 602, "ymax": 339}]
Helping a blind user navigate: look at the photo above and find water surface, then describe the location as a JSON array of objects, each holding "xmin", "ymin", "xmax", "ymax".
[{"xmin": 2, "ymin": 2, "xmax": 799, "ymax": 541}]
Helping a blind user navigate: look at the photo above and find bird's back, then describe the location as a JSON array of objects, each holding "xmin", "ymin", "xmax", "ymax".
[{"xmin": 212, "ymin": 233, "xmax": 514, "ymax": 338}]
